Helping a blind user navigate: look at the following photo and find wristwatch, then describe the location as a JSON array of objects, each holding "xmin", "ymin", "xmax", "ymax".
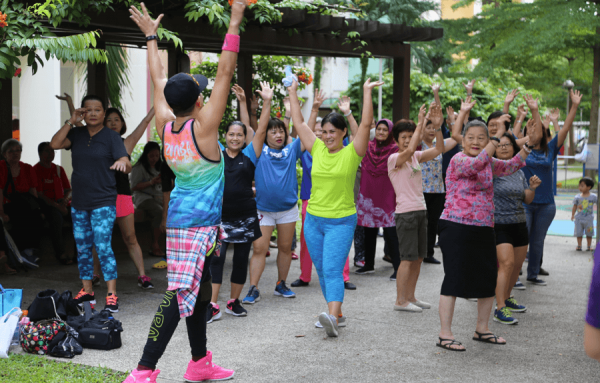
[{"xmin": 65, "ymin": 119, "xmax": 75, "ymax": 128}]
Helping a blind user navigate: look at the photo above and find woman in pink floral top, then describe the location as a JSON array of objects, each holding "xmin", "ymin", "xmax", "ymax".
[{"xmin": 435, "ymin": 98, "xmax": 532, "ymax": 352}]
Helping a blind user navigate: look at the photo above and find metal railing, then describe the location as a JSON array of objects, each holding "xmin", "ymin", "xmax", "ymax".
[{"xmin": 553, "ymin": 155, "xmax": 585, "ymax": 195}]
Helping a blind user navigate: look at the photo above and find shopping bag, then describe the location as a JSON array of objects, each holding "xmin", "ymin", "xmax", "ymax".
[
  {"xmin": 0, "ymin": 284, "xmax": 22, "ymax": 316},
  {"xmin": 0, "ymin": 307, "xmax": 21, "ymax": 358}
]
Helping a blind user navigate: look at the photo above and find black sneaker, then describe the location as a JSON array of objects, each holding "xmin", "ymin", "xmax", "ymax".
[
  {"xmin": 423, "ymin": 257, "xmax": 441, "ymax": 264},
  {"xmin": 291, "ymin": 279, "xmax": 309, "ymax": 287},
  {"xmin": 355, "ymin": 267, "xmax": 374, "ymax": 275},
  {"xmin": 225, "ymin": 299, "xmax": 247, "ymax": 317},
  {"xmin": 527, "ymin": 278, "xmax": 547, "ymax": 286},
  {"xmin": 434, "ymin": 241, "xmax": 440, "ymax": 248},
  {"xmin": 104, "ymin": 293, "xmax": 119, "ymax": 313},
  {"xmin": 538, "ymin": 268, "xmax": 549, "ymax": 276},
  {"xmin": 137, "ymin": 275, "xmax": 154, "ymax": 289},
  {"xmin": 344, "ymin": 281, "xmax": 356, "ymax": 290},
  {"xmin": 206, "ymin": 302, "xmax": 222, "ymax": 324},
  {"xmin": 73, "ymin": 288, "xmax": 96, "ymax": 306},
  {"xmin": 389, "ymin": 271, "xmax": 397, "ymax": 281}
]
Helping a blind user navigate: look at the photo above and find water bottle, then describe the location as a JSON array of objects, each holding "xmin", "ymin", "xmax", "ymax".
[{"xmin": 10, "ymin": 311, "xmax": 25, "ymax": 346}]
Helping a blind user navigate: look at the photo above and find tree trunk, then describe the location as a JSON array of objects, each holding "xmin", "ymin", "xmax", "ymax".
[{"xmin": 588, "ymin": 26, "xmax": 600, "ymax": 178}]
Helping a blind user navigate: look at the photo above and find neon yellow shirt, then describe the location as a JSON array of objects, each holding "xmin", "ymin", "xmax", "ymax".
[{"xmin": 307, "ymin": 139, "xmax": 363, "ymax": 219}]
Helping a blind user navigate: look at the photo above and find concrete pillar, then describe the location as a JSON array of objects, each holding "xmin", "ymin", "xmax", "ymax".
[
  {"xmin": 19, "ymin": 54, "xmax": 62, "ymax": 166},
  {"xmin": 121, "ymin": 47, "xmax": 151, "ymax": 145}
]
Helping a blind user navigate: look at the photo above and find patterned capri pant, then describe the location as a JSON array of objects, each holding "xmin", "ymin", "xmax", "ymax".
[{"xmin": 72, "ymin": 206, "xmax": 118, "ymax": 281}]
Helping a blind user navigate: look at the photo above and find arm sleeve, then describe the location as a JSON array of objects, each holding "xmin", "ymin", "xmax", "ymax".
[
  {"xmin": 130, "ymin": 165, "xmax": 146, "ymax": 189},
  {"xmin": 491, "ymin": 153, "xmax": 526, "ymax": 177},
  {"xmin": 573, "ymin": 195, "xmax": 579, "ymax": 206},
  {"xmin": 59, "ymin": 166, "xmax": 71, "ymax": 189},
  {"xmin": 243, "ymin": 143, "xmax": 258, "ymax": 166},
  {"xmin": 452, "ymin": 151, "xmax": 491, "ymax": 177}
]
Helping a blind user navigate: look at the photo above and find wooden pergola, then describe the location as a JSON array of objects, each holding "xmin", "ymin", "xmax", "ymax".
[{"xmin": 1, "ymin": 1, "xmax": 442, "ymax": 142}]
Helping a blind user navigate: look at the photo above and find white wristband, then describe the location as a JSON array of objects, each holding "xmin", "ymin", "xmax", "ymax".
[{"xmin": 343, "ymin": 110, "xmax": 352, "ymax": 117}]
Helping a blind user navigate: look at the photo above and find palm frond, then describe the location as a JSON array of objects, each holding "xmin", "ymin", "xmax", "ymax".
[{"xmin": 106, "ymin": 44, "xmax": 130, "ymax": 112}]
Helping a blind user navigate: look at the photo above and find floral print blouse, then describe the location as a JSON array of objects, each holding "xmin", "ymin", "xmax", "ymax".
[
  {"xmin": 420, "ymin": 141, "xmax": 444, "ymax": 193},
  {"xmin": 440, "ymin": 151, "xmax": 526, "ymax": 227}
]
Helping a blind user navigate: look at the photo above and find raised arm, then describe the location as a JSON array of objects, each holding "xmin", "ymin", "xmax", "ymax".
[
  {"xmin": 307, "ymin": 89, "xmax": 326, "ymax": 132},
  {"xmin": 337, "ymin": 96, "xmax": 358, "ymax": 141},
  {"xmin": 524, "ymin": 175, "xmax": 541, "ymax": 205},
  {"xmin": 394, "ymin": 104, "xmax": 427, "ymax": 168},
  {"xmin": 253, "ymin": 81, "xmax": 273, "ymax": 159},
  {"xmin": 548, "ymin": 107, "xmax": 560, "ymax": 139},
  {"xmin": 50, "ymin": 107, "xmax": 86, "ymax": 150},
  {"xmin": 451, "ymin": 97, "xmax": 476, "ymax": 145},
  {"xmin": 249, "ymin": 94, "xmax": 259, "ymax": 132},
  {"xmin": 232, "ymin": 84, "xmax": 253, "ymax": 145},
  {"xmin": 503, "ymin": 89, "xmax": 519, "ymax": 114},
  {"xmin": 513, "ymin": 104, "xmax": 527, "ymax": 139},
  {"xmin": 524, "ymin": 94, "xmax": 543, "ymax": 142},
  {"xmin": 287, "ymin": 79, "xmax": 316, "ymax": 153},
  {"xmin": 420, "ymin": 103, "xmax": 445, "ymax": 163},
  {"xmin": 129, "ymin": 3, "xmax": 173, "ymax": 140},
  {"xmin": 353, "ymin": 78, "xmax": 384, "ymax": 157},
  {"xmin": 283, "ymin": 96, "xmax": 292, "ymax": 134},
  {"xmin": 56, "ymin": 93, "xmax": 84, "ymax": 127},
  {"xmin": 557, "ymin": 90, "xmax": 582, "ymax": 147},
  {"xmin": 123, "ymin": 107, "xmax": 155, "ymax": 154},
  {"xmin": 431, "ymin": 83, "xmax": 441, "ymax": 106},
  {"xmin": 463, "ymin": 79, "xmax": 476, "ymax": 98}
]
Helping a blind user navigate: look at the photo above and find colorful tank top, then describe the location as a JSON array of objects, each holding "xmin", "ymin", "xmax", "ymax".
[{"xmin": 163, "ymin": 119, "xmax": 224, "ymax": 228}]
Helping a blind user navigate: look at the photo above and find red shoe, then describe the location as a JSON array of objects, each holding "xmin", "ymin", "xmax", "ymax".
[
  {"xmin": 291, "ymin": 252, "xmax": 298, "ymax": 260},
  {"xmin": 73, "ymin": 288, "xmax": 96, "ymax": 306},
  {"xmin": 122, "ymin": 369, "xmax": 161, "ymax": 383},
  {"xmin": 183, "ymin": 350, "xmax": 234, "ymax": 382},
  {"xmin": 266, "ymin": 251, "xmax": 271, "ymax": 257}
]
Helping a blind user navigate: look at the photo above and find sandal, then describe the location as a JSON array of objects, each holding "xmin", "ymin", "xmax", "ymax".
[
  {"xmin": 576, "ymin": 246, "xmax": 582, "ymax": 251},
  {"xmin": 472, "ymin": 331, "xmax": 506, "ymax": 345},
  {"xmin": 436, "ymin": 337, "xmax": 466, "ymax": 352}
]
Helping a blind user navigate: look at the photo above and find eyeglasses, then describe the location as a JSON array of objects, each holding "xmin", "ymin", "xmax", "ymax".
[{"xmin": 498, "ymin": 143, "xmax": 511, "ymax": 149}]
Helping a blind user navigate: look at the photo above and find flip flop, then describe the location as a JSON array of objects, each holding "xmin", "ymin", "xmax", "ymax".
[
  {"xmin": 436, "ymin": 337, "xmax": 466, "ymax": 352},
  {"xmin": 472, "ymin": 331, "xmax": 506, "ymax": 345},
  {"xmin": 153, "ymin": 260, "xmax": 167, "ymax": 269}
]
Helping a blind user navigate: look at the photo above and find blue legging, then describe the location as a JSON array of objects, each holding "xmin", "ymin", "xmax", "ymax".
[
  {"xmin": 304, "ymin": 212, "xmax": 357, "ymax": 303},
  {"xmin": 72, "ymin": 206, "xmax": 118, "ymax": 281}
]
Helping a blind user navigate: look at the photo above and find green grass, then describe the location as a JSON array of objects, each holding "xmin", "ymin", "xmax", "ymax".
[
  {"xmin": 0, "ymin": 353, "xmax": 128, "ymax": 383},
  {"xmin": 558, "ymin": 175, "xmax": 599, "ymax": 189}
]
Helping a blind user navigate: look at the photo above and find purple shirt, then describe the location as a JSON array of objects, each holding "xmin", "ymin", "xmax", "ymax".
[{"xmin": 587, "ymin": 247, "xmax": 600, "ymax": 328}]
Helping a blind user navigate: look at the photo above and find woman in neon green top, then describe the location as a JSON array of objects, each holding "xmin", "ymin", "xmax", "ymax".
[{"xmin": 287, "ymin": 77, "xmax": 383, "ymax": 337}]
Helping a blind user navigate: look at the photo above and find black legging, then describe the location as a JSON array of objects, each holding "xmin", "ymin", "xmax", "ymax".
[
  {"xmin": 209, "ymin": 241, "xmax": 251, "ymax": 285},
  {"xmin": 424, "ymin": 193, "xmax": 445, "ymax": 258},
  {"xmin": 363, "ymin": 226, "xmax": 400, "ymax": 272},
  {"xmin": 139, "ymin": 256, "xmax": 212, "ymax": 369}
]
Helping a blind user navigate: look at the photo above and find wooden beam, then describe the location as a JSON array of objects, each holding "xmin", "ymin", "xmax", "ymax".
[
  {"xmin": 87, "ymin": 39, "xmax": 107, "ymax": 105},
  {"xmin": 0, "ymin": 77, "xmax": 12, "ymax": 147},
  {"xmin": 237, "ymin": 52, "xmax": 253, "ymax": 118},
  {"xmin": 392, "ymin": 45, "xmax": 411, "ymax": 123}
]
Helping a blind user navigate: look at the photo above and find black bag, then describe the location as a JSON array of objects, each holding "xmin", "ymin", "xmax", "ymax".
[
  {"xmin": 56, "ymin": 290, "xmax": 81, "ymax": 320},
  {"xmin": 67, "ymin": 302, "xmax": 123, "ymax": 350},
  {"xmin": 28, "ymin": 289, "xmax": 61, "ymax": 322},
  {"xmin": 47, "ymin": 325, "xmax": 83, "ymax": 358}
]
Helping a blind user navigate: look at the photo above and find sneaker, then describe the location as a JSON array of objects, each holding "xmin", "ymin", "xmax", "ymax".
[
  {"xmin": 274, "ymin": 280, "xmax": 296, "ymax": 298},
  {"xmin": 354, "ymin": 267, "xmax": 374, "ymax": 275},
  {"xmin": 122, "ymin": 368, "xmax": 161, "ymax": 383},
  {"xmin": 316, "ymin": 314, "xmax": 347, "ymax": 328},
  {"xmin": 505, "ymin": 297, "xmax": 527, "ymax": 313},
  {"xmin": 105, "ymin": 293, "xmax": 119, "ymax": 313},
  {"xmin": 434, "ymin": 241, "xmax": 440, "ymax": 248},
  {"xmin": 393, "ymin": 303, "xmax": 423, "ymax": 312},
  {"xmin": 423, "ymin": 257, "xmax": 441, "ymax": 264},
  {"xmin": 291, "ymin": 279, "xmax": 309, "ymax": 287},
  {"xmin": 344, "ymin": 281, "xmax": 356, "ymax": 290},
  {"xmin": 92, "ymin": 275, "xmax": 101, "ymax": 286},
  {"xmin": 354, "ymin": 259, "xmax": 365, "ymax": 268},
  {"xmin": 183, "ymin": 350, "xmax": 234, "ymax": 382},
  {"xmin": 206, "ymin": 303, "xmax": 222, "ymax": 324},
  {"xmin": 291, "ymin": 252, "xmax": 299, "ymax": 260},
  {"xmin": 318, "ymin": 312, "xmax": 339, "ymax": 337},
  {"xmin": 538, "ymin": 268, "xmax": 549, "ymax": 276},
  {"xmin": 389, "ymin": 271, "xmax": 397, "ymax": 281},
  {"xmin": 494, "ymin": 307, "xmax": 518, "ymax": 325},
  {"xmin": 225, "ymin": 299, "xmax": 247, "ymax": 317},
  {"xmin": 138, "ymin": 275, "xmax": 154, "ymax": 290},
  {"xmin": 382, "ymin": 254, "xmax": 393, "ymax": 264},
  {"xmin": 527, "ymin": 277, "xmax": 547, "ymax": 286},
  {"xmin": 514, "ymin": 280, "xmax": 526, "ymax": 290},
  {"xmin": 73, "ymin": 288, "xmax": 96, "ymax": 306},
  {"xmin": 242, "ymin": 285, "xmax": 261, "ymax": 304}
]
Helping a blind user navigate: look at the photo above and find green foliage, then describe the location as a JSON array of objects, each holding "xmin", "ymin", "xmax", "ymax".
[
  {"xmin": 106, "ymin": 44, "xmax": 130, "ymax": 111},
  {"xmin": 313, "ymin": 56, "xmax": 323, "ymax": 90},
  {"xmin": 131, "ymin": 126, "xmax": 161, "ymax": 166}
]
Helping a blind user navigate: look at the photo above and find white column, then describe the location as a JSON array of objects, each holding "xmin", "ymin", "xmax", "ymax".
[
  {"xmin": 121, "ymin": 47, "xmax": 150, "ymax": 145},
  {"xmin": 19, "ymin": 54, "xmax": 62, "ymax": 166}
]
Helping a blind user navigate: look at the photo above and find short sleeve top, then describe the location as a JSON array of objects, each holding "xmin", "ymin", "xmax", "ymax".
[
  {"xmin": 66, "ymin": 126, "xmax": 128, "ymax": 210},
  {"xmin": 420, "ymin": 141, "xmax": 444, "ymax": 193},
  {"xmin": 573, "ymin": 193, "xmax": 598, "ymax": 220},
  {"xmin": 0, "ymin": 161, "xmax": 38, "ymax": 204},
  {"xmin": 255, "ymin": 138, "xmax": 303, "ymax": 213},
  {"xmin": 130, "ymin": 164, "xmax": 162, "ymax": 208},
  {"xmin": 388, "ymin": 152, "xmax": 426, "ymax": 214},
  {"xmin": 307, "ymin": 139, "xmax": 363, "ymax": 219},
  {"xmin": 33, "ymin": 163, "xmax": 71, "ymax": 201},
  {"xmin": 521, "ymin": 135, "xmax": 561, "ymax": 204},
  {"xmin": 493, "ymin": 170, "xmax": 528, "ymax": 225},
  {"xmin": 221, "ymin": 143, "xmax": 259, "ymax": 221}
]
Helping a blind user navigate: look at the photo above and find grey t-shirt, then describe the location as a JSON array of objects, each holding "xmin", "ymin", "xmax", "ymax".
[
  {"xmin": 573, "ymin": 193, "xmax": 598, "ymax": 220},
  {"xmin": 493, "ymin": 170, "xmax": 528, "ymax": 225}
]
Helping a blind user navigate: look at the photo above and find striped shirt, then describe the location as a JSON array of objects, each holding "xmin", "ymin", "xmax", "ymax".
[{"xmin": 493, "ymin": 170, "xmax": 528, "ymax": 225}]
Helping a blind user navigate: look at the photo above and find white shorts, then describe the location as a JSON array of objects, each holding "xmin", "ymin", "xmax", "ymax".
[{"xmin": 257, "ymin": 205, "xmax": 299, "ymax": 226}]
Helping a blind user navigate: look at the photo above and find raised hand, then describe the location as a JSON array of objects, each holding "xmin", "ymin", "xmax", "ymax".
[
  {"xmin": 431, "ymin": 83, "xmax": 441, "ymax": 93},
  {"xmin": 70, "ymin": 107, "xmax": 87, "ymax": 125},
  {"xmin": 230, "ymin": 0, "xmax": 247, "ymax": 25},
  {"xmin": 429, "ymin": 103, "xmax": 444, "ymax": 127},
  {"xmin": 523, "ymin": 94, "xmax": 539, "ymax": 111},
  {"xmin": 505, "ymin": 89, "xmax": 520, "ymax": 104},
  {"xmin": 446, "ymin": 106, "xmax": 456, "ymax": 124},
  {"xmin": 337, "ymin": 96, "xmax": 351, "ymax": 115},
  {"xmin": 517, "ymin": 104, "xmax": 528, "ymax": 119},
  {"xmin": 256, "ymin": 81, "xmax": 274, "ymax": 101},
  {"xmin": 417, "ymin": 103, "xmax": 427, "ymax": 124},
  {"xmin": 462, "ymin": 79, "xmax": 476, "ymax": 94},
  {"xmin": 495, "ymin": 114, "xmax": 511, "ymax": 137},
  {"xmin": 287, "ymin": 77, "xmax": 299, "ymax": 92},
  {"xmin": 231, "ymin": 84, "xmax": 246, "ymax": 103},
  {"xmin": 542, "ymin": 114, "xmax": 551, "ymax": 129},
  {"xmin": 570, "ymin": 89, "xmax": 582, "ymax": 106},
  {"xmin": 313, "ymin": 88, "xmax": 326, "ymax": 110},
  {"xmin": 529, "ymin": 175, "xmax": 541, "ymax": 190},
  {"xmin": 460, "ymin": 96, "xmax": 476, "ymax": 113},
  {"xmin": 549, "ymin": 107, "xmax": 560, "ymax": 121},
  {"xmin": 55, "ymin": 92, "xmax": 72, "ymax": 102},
  {"xmin": 129, "ymin": 2, "xmax": 164, "ymax": 37},
  {"xmin": 363, "ymin": 78, "xmax": 384, "ymax": 91}
]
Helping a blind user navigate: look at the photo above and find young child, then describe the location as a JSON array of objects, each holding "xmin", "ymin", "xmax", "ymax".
[{"xmin": 572, "ymin": 177, "xmax": 597, "ymax": 251}]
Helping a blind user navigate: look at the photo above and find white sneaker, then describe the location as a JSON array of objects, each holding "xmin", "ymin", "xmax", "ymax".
[
  {"xmin": 393, "ymin": 303, "xmax": 423, "ymax": 312},
  {"xmin": 412, "ymin": 300, "xmax": 431, "ymax": 309},
  {"xmin": 316, "ymin": 315, "xmax": 346, "ymax": 328},
  {"xmin": 318, "ymin": 312, "xmax": 339, "ymax": 337}
]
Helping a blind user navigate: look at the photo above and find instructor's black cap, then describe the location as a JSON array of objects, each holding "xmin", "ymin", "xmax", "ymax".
[{"xmin": 164, "ymin": 73, "xmax": 209, "ymax": 110}]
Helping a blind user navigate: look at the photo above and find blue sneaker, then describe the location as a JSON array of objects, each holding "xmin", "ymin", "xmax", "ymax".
[
  {"xmin": 493, "ymin": 307, "xmax": 518, "ymax": 325},
  {"xmin": 505, "ymin": 297, "xmax": 527, "ymax": 313},
  {"xmin": 242, "ymin": 285, "xmax": 260, "ymax": 304},
  {"xmin": 514, "ymin": 279, "xmax": 526, "ymax": 290},
  {"xmin": 274, "ymin": 280, "xmax": 296, "ymax": 298}
]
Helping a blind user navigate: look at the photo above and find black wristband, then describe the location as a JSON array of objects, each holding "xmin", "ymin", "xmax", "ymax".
[
  {"xmin": 524, "ymin": 143, "xmax": 534, "ymax": 149},
  {"xmin": 146, "ymin": 35, "xmax": 158, "ymax": 41},
  {"xmin": 490, "ymin": 137, "xmax": 500, "ymax": 143}
]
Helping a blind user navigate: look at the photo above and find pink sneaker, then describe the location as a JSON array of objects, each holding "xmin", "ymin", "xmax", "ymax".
[
  {"xmin": 122, "ymin": 368, "xmax": 161, "ymax": 383},
  {"xmin": 183, "ymin": 350, "xmax": 234, "ymax": 382}
]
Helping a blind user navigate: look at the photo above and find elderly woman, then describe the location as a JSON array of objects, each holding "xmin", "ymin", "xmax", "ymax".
[
  {"xmin": 50, "ymin": 94, "xmax": 131, "ymax": 313},
  {"xmin": 0, "ymin": 139, "xmax": 44, "ymax": 255},
  {"xmin": 436, "ymin": 98, "xmax": 532, "ymax": 351}
]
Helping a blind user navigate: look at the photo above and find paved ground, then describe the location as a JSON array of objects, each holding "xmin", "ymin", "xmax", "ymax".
[{"xmin": 4, "ymin": 202, "xmax": 600, "ymax": 382}]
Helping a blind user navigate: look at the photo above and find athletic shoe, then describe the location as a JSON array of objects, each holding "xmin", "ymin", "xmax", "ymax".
[
  {"xmin": 382, "ymin": 254, "xmax": 393, "ymax": 264},
  {"xmin": 73, "ymin": 288, "xmax": 96, "ymax": 306},
  {"xmin": 514, "ymin": 279, "xmax": 526, "ymax": 290},
  {"xmin": 92, "ymin": 275, "xmax": 101, "ymax": 286},
  {"xmin": 527, "ymin": 278, "xmax": 547, "ymax": 286},
  {"xmin": 539, "ymin": 268, "xmax": 550, "ymax": 276},
  {"xmin": 269, "ymin": 241, "xmax": 277, "ymax": 248},
  {"xmin": 183, "ymin": 350, "xmax": 234, "ymax": 382},
  {"xmin": 206, "ymin": 303, "xmax": 222, "ymax": 324},
  {"xmin": 291, "ymin": 279, "xmax": 309, "ymax": 287},
  {"xmin": 494, "ymin": 307, "xmax": 518, "ymax": 325},
  {"xmin": 434, "ymin": 241, "xmax": 440, "ymax": 248},
  {"xmin": 274, "ymin": 280, "xmax": 296, "ymax": 298},
  {"xmin": 242, "ymin": 285, "xmax": 261, "ymax": 304},
  {"xmin": 318, "ymin": 312, "xmax": 339, "ymax": 337},
  {"xmin": 423, "ymin": 257, "xmax": 441, "ymax": 264},
  {"xmin": 389, "ymin": 271, "xmax": 397, "ymax": 281},
  {"xmin": 505, "ymin": 297, "xmax": 527, "ymax": 313},
  {"xmin": 344, "ymin": 281, "xmax": 356, "ymax": 290},
  {"xmin": 122, "ymin": 368, "xmax": 161, "ymax": 383},
  {"xmin": 316, "ymin": 314, "xmax": 346, "ymax": 328},
  {"xmin": 138, "ymin": 275, "xmax": 154, "ymax": 290},
  {"xmin": 413, "ymin": 300, "xmax": 431, "ymax": 309},
  {"xmin": 291, "ymin": 252, "xmax": 299, "ymax": 260},
  {"xmin": 105, "ymin": 293, "xmax": 119, "ymax": 313},
  {"xmin": 354, "ymin": 259, "xmax": 365, "ymax": 268},
  {"xmin": 225, "ymin": 299, "xmax": 247, "ymax": 317},
  {"xmin": 354, "ymin": 267, "xmax": 374, "ymax": 275}
]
